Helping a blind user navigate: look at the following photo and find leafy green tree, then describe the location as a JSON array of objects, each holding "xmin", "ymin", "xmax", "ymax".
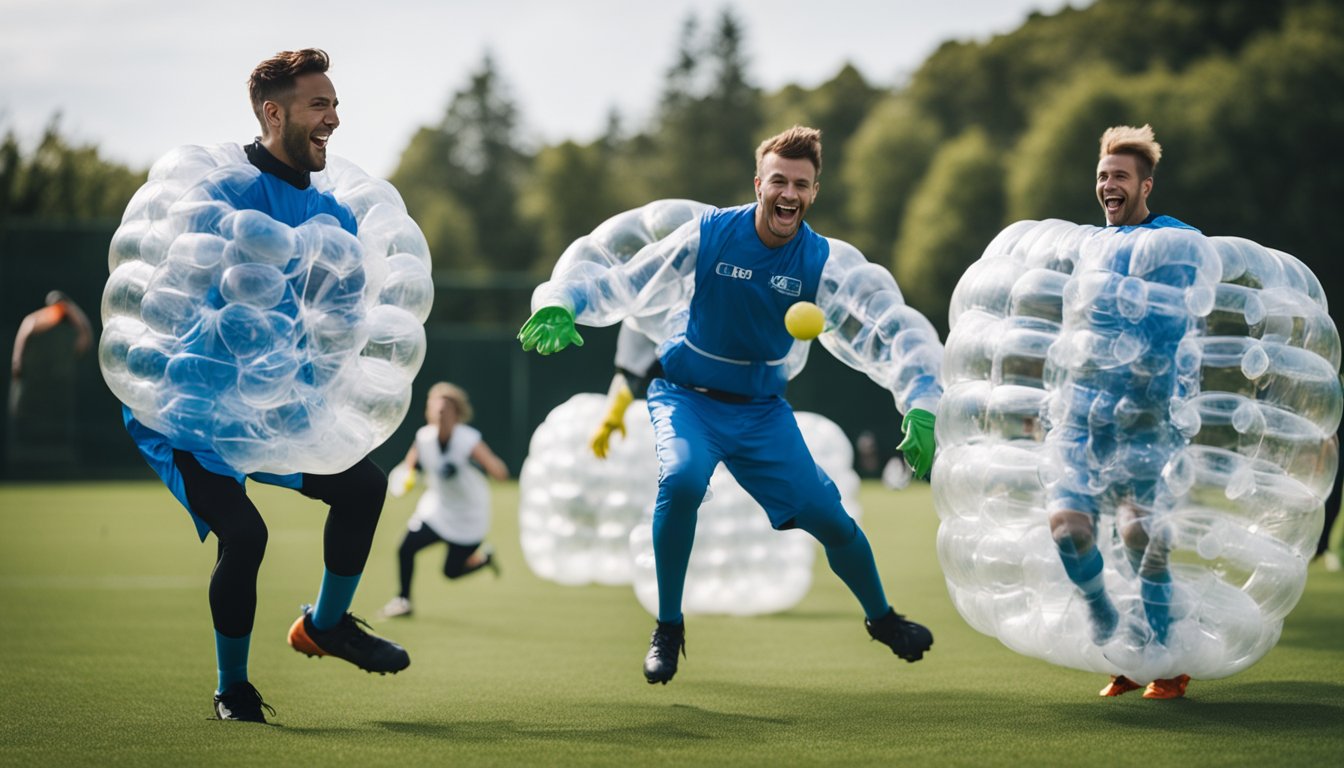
[
  {"xmin": 1005, "ymin": 66, "xmax": 1139, "ymax": 225},
  {"xmin": 892, "ymin": 128, "xmax": 1004, "ymax": 336},
  {"xmin": 840, "ymin": 97, "xmax": 942, "ymax": 257},
  {"xmin": 389, "ymin": 125, "xmax": 478, "ymax": 272},
  {"xmin": 762, "ymin": 63, "xmax": 884, "ymax": 236},
  {"xmin": 648, "ymin": 9, "xmax": 762, "ymax": 206},
  {"xmin": 520, "ymin": 139, "xmax": 625, "ymax": 266},
  {"xmin": 390, "ymin": 53, "xmax": 538, "ymax": 272},
  {"xmin": 0, "ymin": 117, "xmax": 144, "ymax": 221},
  {"xmin": 1174, "ymin": 2, "xmax": 1344, "ymax": 310},
  {"xmin": 906, "ymin": 0, "xmax": 1292, "ymax": 142}
]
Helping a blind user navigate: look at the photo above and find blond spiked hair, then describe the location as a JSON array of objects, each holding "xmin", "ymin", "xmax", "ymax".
[{"xmin": 1099, "ymin": 124, "xmax": 1162, "ymax": 178}]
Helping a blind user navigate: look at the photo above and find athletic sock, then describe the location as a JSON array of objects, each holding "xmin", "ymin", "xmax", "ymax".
[
  {"xmin": 215, "ymin": 630, "xmax": 250, "ymax": 693},
  {"xmin": 1141, "ymin": 571, "xmax": 1174, "ymax": 644},
  {"xmin": 312, "ymin": 569, "xmax": 362, "ymax": 631},
  {"xmin": 652, "ymin": 501, "xmax": 697, "ymax": 625},
  {"xmin": 1056, "ymin": 537, "xmax": 1103, "ymax": 587},
  {"xmin": 823, "ymin": 525, "xmax": 889, "ymax": 620}
]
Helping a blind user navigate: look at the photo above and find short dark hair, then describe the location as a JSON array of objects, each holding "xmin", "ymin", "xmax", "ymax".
[
  {"xmin": 248, "ymin": 48, "xmax": 331, "ymax": 129},
  {"xmin": 755, "ymin": 125, "xmax": 823, "ymax": 177}
]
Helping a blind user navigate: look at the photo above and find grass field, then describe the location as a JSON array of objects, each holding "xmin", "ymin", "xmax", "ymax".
[{"xmin": 1, "ymin": 480, "xmax": 1340, "ymax": 767}]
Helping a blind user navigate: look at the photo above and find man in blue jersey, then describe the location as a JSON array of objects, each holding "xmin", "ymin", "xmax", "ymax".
[
  {"xmin": 519, "ymin": 126, "xmax": 939, "ymax": 685},
  {"xmin": 124, "ymin": 49, "xmax": 408, "ymax": 724},
  {"xmin": 1050, "ymin": 124, "xmax": 1195, "ymax": 700}
]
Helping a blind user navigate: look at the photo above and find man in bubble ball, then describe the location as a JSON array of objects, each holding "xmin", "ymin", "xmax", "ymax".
[
  {"xmin": 519, "ymin": 126, "xmax": 940, "ymax": 685},
  {"xmin": 1049, "ymin": 124, "xmax": 1198, "ymax": 699},
  {"xmin": 122, "ymin": 49, "xmax": 408, "ymax": 724}
]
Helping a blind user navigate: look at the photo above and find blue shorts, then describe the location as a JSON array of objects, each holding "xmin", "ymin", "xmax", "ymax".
[{"xmin": 645, "ymin": 378, "xmax": 842, "ymax": 528}]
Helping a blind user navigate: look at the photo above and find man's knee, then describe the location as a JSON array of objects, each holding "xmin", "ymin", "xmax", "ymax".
[
  {"xmin": 220, "ymin": 516, "xmax": 269, "ymax": 567},
  {"xmin": 305, "ymin": 458, "xmax": 387, "ymax": 511},
  {"xmin": 790, "ymin": 505, "xmax": 857, "ymax": 548},
  {"xmin": 1050, "ymin": 510, "xmax": 1095, "ymax": 554},
  {"xmin": 657, "ymin": 467, "xmax": 710, "ymax": 511}
]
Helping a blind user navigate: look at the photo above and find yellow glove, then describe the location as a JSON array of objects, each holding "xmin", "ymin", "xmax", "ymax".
[
  {"xmin": 590, "ymin": 383, "xmax": 635, "ymax": 459},
  {"xmin": 388, "ymin": 464, "xmax": 418, "ymax": 498}
]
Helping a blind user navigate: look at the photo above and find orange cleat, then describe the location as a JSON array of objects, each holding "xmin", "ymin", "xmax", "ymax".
[
  {"xmin": 1099, "ymin": 675, "xmax": 1142, "ymax": 697},
  {"xmin": 1143, "ymin": 674, "xmax": 1191, "ymax": 699}
]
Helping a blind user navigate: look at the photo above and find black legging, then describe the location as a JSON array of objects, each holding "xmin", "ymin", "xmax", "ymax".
[
  {"xmin": 396, "ymin": 524, "xmax": 483, "ymax": 599},
  {"xmin": 175, "ymin": 450, "xmax": 386, "ymax": 637}
]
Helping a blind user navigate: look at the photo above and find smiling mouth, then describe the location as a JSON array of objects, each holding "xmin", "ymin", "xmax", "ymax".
[
  {"xmin": 774, "ymin": 203, "xmax": 799, "ymax": 222},
  {"xmin": 1104, "ymin": 196, "xmax": 1123, "ymax": 214},
  {"xmin": 311, "ymin": 133, "xmax": 330, "ymax": 151}
]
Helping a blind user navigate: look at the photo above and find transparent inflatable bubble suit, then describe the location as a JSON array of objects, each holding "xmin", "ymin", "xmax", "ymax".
[
  {"xmin": 517, "ymin": 394, "xmax": 862, "ymax": 617},
  {"xmin": 937, "ymin": 220, "xmax": 1340, "ymax": 682},
  {"xmin": 99, "ymin": 144, "xmax": 433, "ymax": 475}
]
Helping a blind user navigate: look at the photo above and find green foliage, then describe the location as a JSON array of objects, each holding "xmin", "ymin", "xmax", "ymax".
[
  {"xmin": 368, "ymin": 0, "xmax": 1344, "ymax": 326},
  {"xmin": 762, "ymin": 64, "xmax": 885, "ymax": 236},
  {"xmin": 519, "ymin": 140, "xmax": 624, "ymax": 268},
  {"xmin": 647, "ymin": 9, "xmax": 763, "ymax": 206},
  {"xmin": 1167, "ymin": 3, "xmax": 1344, "ymax": 306},
  {"xmin": 841, "ymin": 97, "xmax": 942, "ymax": 257},
  {"xmin": 893, "ymin": 128, "xmax": 1004, "ymax": 335},
  {"xmin": 906, "ymin": 0, "xmax": 1291, "ymax": 141},
  {"xmin": 0, "ymin": 118, "xmax": 145, "ymax": 221},
  {"xmin": 389, "ymin": 53, "xmax": 538, "ymax": 272},
  {"xmin": 1005, "ymin": 66, "xmax": 1139, "ymax": 224}
]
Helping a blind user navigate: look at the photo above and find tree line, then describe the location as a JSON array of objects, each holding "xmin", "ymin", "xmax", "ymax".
[{"xmin": 5, "ymin": 0, "xmax": 1341, "ymax": 330}]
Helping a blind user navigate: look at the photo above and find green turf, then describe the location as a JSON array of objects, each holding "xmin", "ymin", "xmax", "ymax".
[{"xmin": 0, "ymin": 480, "xmax": 1340, "ymax": 767}]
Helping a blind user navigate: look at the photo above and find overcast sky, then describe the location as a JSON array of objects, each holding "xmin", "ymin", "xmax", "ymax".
[{"xmin": 1, "ymin": 0, "xmax": 1078, "ymax": 178}]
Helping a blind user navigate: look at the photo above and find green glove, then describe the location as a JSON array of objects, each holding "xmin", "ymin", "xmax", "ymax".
[
  {"xmin": 518, "ymin": 306, "xmax": 584, "ymax": 355},
  {"xmin": 897, "ymin": 408, "xmax": 936, "ymax": 480}
]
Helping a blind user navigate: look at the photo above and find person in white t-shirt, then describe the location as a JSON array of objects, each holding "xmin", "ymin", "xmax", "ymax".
[{"xmin": 380, "ymin": 382, "xmax": 509, "ymax": 618}]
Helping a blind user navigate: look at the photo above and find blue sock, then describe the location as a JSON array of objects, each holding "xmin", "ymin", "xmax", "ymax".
[
  {"xmin": 1141, "ymin": 571, "xmax": 1173, "ymax": 644},
  {"xmin": 215, "ymin": 631, "xmax": 250, "ymax": 694},
  {"xmin": 1056, "ymin": 537, "xmax": 1103, "ymax": 587},
  {"xmin": 312, "ymin": 569, "xmax": 362, "ymax": 631},
  {"xmin": 823, "ymin": 525, "xmax": 890, "ymax": 620},
  {"xmin": 651, "ymin": 502, "xmax": 696, "ymax": 625}
]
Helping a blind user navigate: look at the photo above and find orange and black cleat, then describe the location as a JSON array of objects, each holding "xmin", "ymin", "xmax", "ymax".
[{"xmin": 288, "ymin": 604, "xmax": 410, "ymax": 674}]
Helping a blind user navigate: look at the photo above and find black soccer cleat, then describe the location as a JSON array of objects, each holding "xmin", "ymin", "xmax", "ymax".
[
  {"xmin": 213, "ymin": 681, "xmax": 275, "ymax": 723},
  {"xmin": 288, "ymin": 604, "xmax": 411, "ymax": 674},
  {"xmin": 643, "ymin": 620, "xmax": 686, "ymax": 685},
  {"xmin": 865, "ymin": 608, "xmax": 933, "ymax": 663}
]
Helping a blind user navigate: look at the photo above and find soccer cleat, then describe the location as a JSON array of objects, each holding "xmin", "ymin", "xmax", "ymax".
[
  {"xmin": 1099, "ymin": 675, "xmax": 1142, "ymax": 697},
  {"xmin": 288, "ymin": 604, "xmax": 411, "ymax": 674},
  {"xmin": 865, "ymin": 608, "xmax": 933, "ymax": 662},
  {"xmin": 213, "ymin": 681, "xmax": 275, "ymax": 723},
  {"xmin": 1143, "ymin": 674, "xmax": 1191, "ymax": 700},
  {"xmin": 379, "ymin": 596, "xmax": 413, "ymax": 619},
  {"xmin": 643, "ymin": 620, "xmax": 686, "ymax": 685},
  {"xmin": 483, "ymin": 546, "xmax": 501, "ymax": 578}
]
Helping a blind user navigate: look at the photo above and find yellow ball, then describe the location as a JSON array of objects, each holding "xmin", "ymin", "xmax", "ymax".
[{"xmin": 784, "ymin": 301, "xmax": 825, "ymax": 341}]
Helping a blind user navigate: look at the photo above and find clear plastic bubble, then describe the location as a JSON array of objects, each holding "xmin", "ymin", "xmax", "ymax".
[
  {"xmin": 516, "ymin": 394, "xmax": 863, "ymax": 616},
  {"xmin": 99, "ymin": 143, "xmax": 432, "ymax": 475},
  {"xmin": 937, "ymin": 220, "xmax": 1340, "ymax": 682},
  {"xmin": 377, "ymin": 253, "xmax": 435, "ymax": 323}
]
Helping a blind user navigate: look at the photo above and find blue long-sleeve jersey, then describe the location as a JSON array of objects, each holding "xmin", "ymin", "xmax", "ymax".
[{"xmin": 659, "ymin": 205, "xmax": 828, "ymax": 398}]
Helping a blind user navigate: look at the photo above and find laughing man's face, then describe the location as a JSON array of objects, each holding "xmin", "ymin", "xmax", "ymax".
[
  {"xmin": 754, "ymin": 153, "xmax": 818, "ymax": 248},
  {"xmin": 1096, "ymin": 152, "xmax": 1151, "ymax": 227},
  {"xmin": 276, "ymin": 72, "xmax": 339, "ymax": 172}
]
